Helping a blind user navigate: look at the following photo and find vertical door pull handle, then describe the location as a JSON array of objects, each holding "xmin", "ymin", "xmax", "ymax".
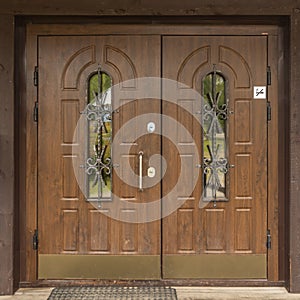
[{"xmin": 139, "ymin": 151, "xmax": 143, "ymax": 191}]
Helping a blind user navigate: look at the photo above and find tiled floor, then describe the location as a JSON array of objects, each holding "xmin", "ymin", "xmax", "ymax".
[{"xmin": 1, "ymin": 287, "xmax": 300, "ymax": 300}]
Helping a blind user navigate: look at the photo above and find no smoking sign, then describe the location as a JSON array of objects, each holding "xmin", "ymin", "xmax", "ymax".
[{"xmin": 253, "ymin": 86, "xmax": 267, "ymax": 99}]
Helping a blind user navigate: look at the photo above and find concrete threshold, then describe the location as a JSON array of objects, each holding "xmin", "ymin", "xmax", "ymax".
[{"xmin": 0, "ymin": 287, "xmax": 300, "ymax": 299}]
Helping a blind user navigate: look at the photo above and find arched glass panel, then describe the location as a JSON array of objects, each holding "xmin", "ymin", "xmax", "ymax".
[
  {"xmin": 85, "ymin": 68, "xmax": 112, "ymax": 202},
  {"xmin": 202, "ymin": 68, "xmax": 229, "ymax": 204}
]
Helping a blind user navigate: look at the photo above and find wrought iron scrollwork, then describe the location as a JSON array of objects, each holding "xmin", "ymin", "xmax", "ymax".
[
  {"xmin": 202, "ymin": 66, "xmax": 229, "ymax": 205},
  {"xmin": 84, "ymin": 67, "xmax": 112, "ymax": 203}
]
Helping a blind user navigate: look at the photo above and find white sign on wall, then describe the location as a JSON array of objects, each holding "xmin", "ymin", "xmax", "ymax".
[{"xmin": 253, "ymin": 86, "xmax": 267, "ymax": 99}]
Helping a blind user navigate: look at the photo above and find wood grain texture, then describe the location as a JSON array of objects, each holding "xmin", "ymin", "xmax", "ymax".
[
  {"xmin": 289, "ymin": 10, "xmax": 300, "ymax": 293},
  {"xmin": 88, "ymin": 210, "xmax": 111, "ymax": 252},
  {"xmin": 276, "ymin": 26, "xmax": 289, "ymax": 284},
  {"xmin": 15, "ymin": 18, "xmax": 27, "ymax": 289},
  {"xmin": 18, "ymin": 22, "xmax": 286, "ymax": 290},
  {"xmin": 0, "ymin": 0, "xmax": 298, "ymax": 15},
  {"xmin": 162, "ymin": 36, "xmax": 268, "ymax": 277},
  {"xmin": 23, "ymin": 26, "xmax": 40, "ymax": 284},
  {"xmin": 267, "ymin": 34, "xmax": 280, "ymax": 282},
  {"xmin": 37, "ymin": 36, "xmax": 161, "ymax": 272},
  {"xmin": 0, "ymin": 14, "xmax": 15, "ymax": 295},
  {"xmin": 19, "ymin": 278, "xmax": 286, "ymax": 287},
  {"xmin": 26, "ymin": 24, "xmax": 280, "ymax": 37}
]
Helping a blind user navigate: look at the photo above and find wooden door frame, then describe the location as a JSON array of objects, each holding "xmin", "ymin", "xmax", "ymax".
[{"xmin": 20, "ymin": 21, "xmax": 286, "ymax": 286}]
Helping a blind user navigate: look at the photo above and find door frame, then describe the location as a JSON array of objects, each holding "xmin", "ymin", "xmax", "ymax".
[{"xmin": 20, "ymin": 21, "xmax": 285, "ymax": 286}]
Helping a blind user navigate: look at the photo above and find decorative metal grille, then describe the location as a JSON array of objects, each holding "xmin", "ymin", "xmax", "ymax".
[
  {"xmin": 84, "ymin": 67, "xmax": 112, "ymax": 204},
  {"xmin": 202, "ymin": 66, "xmax": 229, "ymax": 205}
]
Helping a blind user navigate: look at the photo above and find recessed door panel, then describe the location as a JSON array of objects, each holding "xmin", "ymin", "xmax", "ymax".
[
  {"xmin": 38, "ymin": 35, "xmax": 161, "ymax": 279},
  {"xmin": 37, "ymin": 34, "xmax": 268, "ymax": 280},
  {"xmin": 162, "ymin": 36, "xmax": 268, "ymax": 278}
]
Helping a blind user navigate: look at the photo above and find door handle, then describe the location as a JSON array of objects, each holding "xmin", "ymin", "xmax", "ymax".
[{"xmin": 139, "ymin": 151, "xmax": 143, "ymax": 191}]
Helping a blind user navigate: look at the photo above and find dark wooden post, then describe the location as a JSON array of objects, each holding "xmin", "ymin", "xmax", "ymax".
[
  {"xmin": 0, "ymin": 15, "xmax": 15, "ymax": 295},
  {"xmin": 290, "ymin": 8, "xmax": 300, "ymax": 293}
]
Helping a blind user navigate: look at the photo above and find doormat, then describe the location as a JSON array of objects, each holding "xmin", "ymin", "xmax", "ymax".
[{"xmin": 47, "ymin": 286, "xmax": 178, "ymax": 300}]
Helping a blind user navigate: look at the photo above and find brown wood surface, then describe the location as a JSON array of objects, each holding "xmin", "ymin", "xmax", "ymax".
[
  {"xmin": 18, "ymin": 21, "xmax": 286, "ymax": 291},
  {"xmin": 267, "ymin": 35, "xmax": 279, "ymax": 281},
  {"xmin": 0, "ymin": 0, "xmax": 298, "ymax": 15},
  {"xmin": 37, "ymin": 32, "xmax": 271, "ymax": 280},
  {"xmin": 162, "ymin": 36, "xmax": 268, "ymax": 274},
  {"xmin": 26, "ymin": 23, "xmax": 279, "ymax": 36},
  {"xmin": 23, "ymin": 26, "xmax": 40, "ymax": 284},
  {"xmin": 277, "ymin": 25, "xmax": 290, "ymax": 285},
  {"xmin": 15, "ymin": 17, "xmax": 27, "ymax": 290},
  {"xmin": 0, "ymin": 1, "xmax": 297, "ymax": 293},
  {"xmin": 289, "ymin": 10, "xmax": 300, "ymax": 293},
  {"xmin": 0, "ymin": 15, "xmax": 15, "ymax": 295},
  {"xmin": 19, "ymin": 278, "xmax": 286, "ymax": 288},
  {"xmin": 38, "ymin": 36, "xmax": 161, "ymax": 272}
]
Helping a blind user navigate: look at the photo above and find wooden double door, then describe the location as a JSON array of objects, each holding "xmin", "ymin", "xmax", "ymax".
[{"xmin": 38, "ymin": 34, "xmax": 268, "ymax": 279}]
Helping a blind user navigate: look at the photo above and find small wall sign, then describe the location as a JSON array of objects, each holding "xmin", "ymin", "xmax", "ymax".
[{"xmin": 253, "ymin": 86, "xmax": 267, "ymax": 99}]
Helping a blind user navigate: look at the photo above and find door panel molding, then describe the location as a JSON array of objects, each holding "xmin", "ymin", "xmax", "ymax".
[
  {"xmin": 162, "ymin": 35, "xmax": 268, "ymax": 278},
  {"xmin": 24, "ymin": 23, "xmax": 280, "ymax": 283},
  {"xmin": 37, "ymin": 35, "xmax": 161, "ymax": 278},
  {"xmin": 27, "ymin": 24, "xmax": 279, "ymax": 36}
]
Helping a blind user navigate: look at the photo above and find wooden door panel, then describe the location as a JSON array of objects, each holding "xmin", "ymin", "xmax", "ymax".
[
  {"xmin": 38, "ymin": 35, "xmax": 161, "ymax": 279},
  {"xmin": 234, "ymin": 100, "xmax": 252, "ymax": 143},
  {"xmin": 162, "ymin": 36, "xmax": 267, "ymax": 278},
  {"xmin": 38, "ymin": 33, "xmax": 269, "ymax": 280},
  {"xmin": 235, "ymin": 208, "xmax": 252, "ymax": 252},
  {"xmin": 204, "ymin": 208, "xmax": 226, "ymax": 252},
  {"xmin": 88, "ymin": 209, "xmax": 111, "ymax": 252},
  {"xmin": 61, "ymin": 209, "xmax": 79, "ymax": 252}
]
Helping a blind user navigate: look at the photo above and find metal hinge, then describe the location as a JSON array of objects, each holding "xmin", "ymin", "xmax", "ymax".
[
  {"xmin": 33, "ymin": 229, "xmax": 38, "ymax": 250},
  {"xmin": 266, "ymin": 229, "xmax": 271, "ymax": 249},
  {"xmin": 267, "ymin": 101, "xmax": 271, "ymax": 121},
  {"xmin": 33, "ymin": 101, "xmax": 38, "ymax": 122},
  {"xmin": 267, "ymin": 66, "xmax": 271, "ymax": 86},
  {"xmin": 34, "ymin": 66, "xmax": 38, "ymax": 86}
]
